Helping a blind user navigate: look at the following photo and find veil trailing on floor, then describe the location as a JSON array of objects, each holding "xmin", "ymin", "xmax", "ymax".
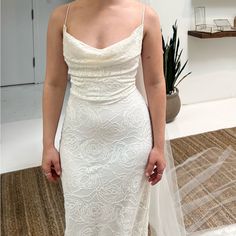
[{"xmin": 135, "ymin": 1, "xmax": 236, "ymax": 235}]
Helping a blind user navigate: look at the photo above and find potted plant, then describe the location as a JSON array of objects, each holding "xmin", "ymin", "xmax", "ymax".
[{"xmin": 162, "ymin": 20, "xmax": 192, "ymax": 123}]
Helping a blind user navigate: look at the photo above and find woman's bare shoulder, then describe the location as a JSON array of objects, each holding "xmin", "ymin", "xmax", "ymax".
[
  {"xmin": 47, "ymin": 3, "xmax": 70, "ymax": 31},
  {"xmin": 128, "ymin": 1, "xmax": 160, "ymax": 36},
  {"xmin": 144, "ymin": 4, "xmax": 160, "ymax": 22},
  {"xmin": 142, "ymin": 4, "xmax": 161, "ymax": 37}
]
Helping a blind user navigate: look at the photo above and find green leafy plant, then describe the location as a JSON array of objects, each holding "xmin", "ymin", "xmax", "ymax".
[{"xmin": 162, "ymin": 20, "xmax": 192, "ymax": 95}]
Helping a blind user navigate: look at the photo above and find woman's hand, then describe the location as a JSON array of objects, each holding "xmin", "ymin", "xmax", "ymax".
[
  {"xmin": 145, "ymin": 147, "xmax": 166, "ymax": 185},
  {"xmin": 41, "ymin": 146, "xmax": 61, "ymax": 183}
]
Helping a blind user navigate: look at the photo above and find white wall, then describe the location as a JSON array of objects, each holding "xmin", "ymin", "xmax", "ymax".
[{"xmin": 151, "ymin": 0, "xmax": 236, "ymax": 104}]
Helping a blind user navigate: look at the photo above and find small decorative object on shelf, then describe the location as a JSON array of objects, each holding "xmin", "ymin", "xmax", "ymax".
[
  {"xmin": 194, "ymin": 6, "xmax": 219, "ymax": 33},
  {"xmin": 194, "ymin": 6, "xmax": 206, "ymax": 30},
  {"xmin": 189, "ymin": 7, "xmax": 236, "ymax": 38},
  {"xmin": 213, "ymin": 19, "xmax": 235, "ymax": 31},
  {"xmin": 195, "ymin": 24, "xmax": 219, "ymax": 33}
]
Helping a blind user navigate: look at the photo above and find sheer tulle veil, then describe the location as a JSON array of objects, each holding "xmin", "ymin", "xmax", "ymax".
[{"xmin": 135, "ymin": 1, "xmax": 236, "ymax": 235}]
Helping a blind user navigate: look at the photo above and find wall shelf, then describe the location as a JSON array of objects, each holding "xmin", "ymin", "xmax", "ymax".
[{"xmin": 188, "ymin": 30, "xmax": 236, "ymax": 38}]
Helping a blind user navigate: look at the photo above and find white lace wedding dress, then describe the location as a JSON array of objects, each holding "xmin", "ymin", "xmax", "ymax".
[
  {"xmin": 59, "ymin": 1, "xmax": 236, "ymax": 236},
  {"xmin": 59, "ymin": 3, "xmax": 153, "ymax": 235}
]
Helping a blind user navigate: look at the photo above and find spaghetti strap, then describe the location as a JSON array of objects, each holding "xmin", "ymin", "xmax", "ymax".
[
  {"xmin": 141, "ymin": 4, "xmax": 145, "ymax": 25},
  {"xmin": 64, "ymin": 3, "xmax": 71, "ymax": 27},
  {"xmin": 141, "ymin": 4, "xmax": 145, "ymax": 38}
]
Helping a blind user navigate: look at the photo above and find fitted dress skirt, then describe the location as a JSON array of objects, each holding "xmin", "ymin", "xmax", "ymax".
[{"xmin": 59, "ymin": 85, "xmax": 153, "ymax": 236}]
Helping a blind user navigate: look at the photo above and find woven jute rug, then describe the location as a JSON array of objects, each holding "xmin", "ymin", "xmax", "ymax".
[
  {"xmin": 1, "ymin": 127, "xmax": 236, "ymax": 236},
  {"xmin": 170, "ymin": 127, "xmax": 236, "ymax": 234}
]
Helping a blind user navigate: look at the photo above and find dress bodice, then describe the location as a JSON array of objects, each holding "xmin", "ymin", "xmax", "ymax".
[{"xmin": 62, "ymin": 4, "xmax": 145, "ymax": 104}]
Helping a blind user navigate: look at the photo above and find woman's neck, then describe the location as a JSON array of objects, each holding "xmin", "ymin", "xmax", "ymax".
[{"xmin": 74, "ymin": 0, "xmax": 129, "ymax": 8}]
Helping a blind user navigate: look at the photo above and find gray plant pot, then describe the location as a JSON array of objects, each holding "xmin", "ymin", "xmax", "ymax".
[{"xmin": 166, "ymin": 87, "xmax": 181, "ymax": 123}]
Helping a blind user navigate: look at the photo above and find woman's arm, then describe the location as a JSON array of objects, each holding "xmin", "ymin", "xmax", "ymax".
[
  {"xmin": 42, "ymin": 4, "xmax": 69, "ymax": 182},
  {"xmin": 43, "ymin": 5, "xmax": 68, "ymax": 148},
  {"xmin": 141, "ymin": 5, "xmax": 167, "ymax": 185}
]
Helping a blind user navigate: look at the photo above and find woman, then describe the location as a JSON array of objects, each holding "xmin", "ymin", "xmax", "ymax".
[{"xmin": 42, "ymin": 0, "xmax": 166, "ymax": 235}]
